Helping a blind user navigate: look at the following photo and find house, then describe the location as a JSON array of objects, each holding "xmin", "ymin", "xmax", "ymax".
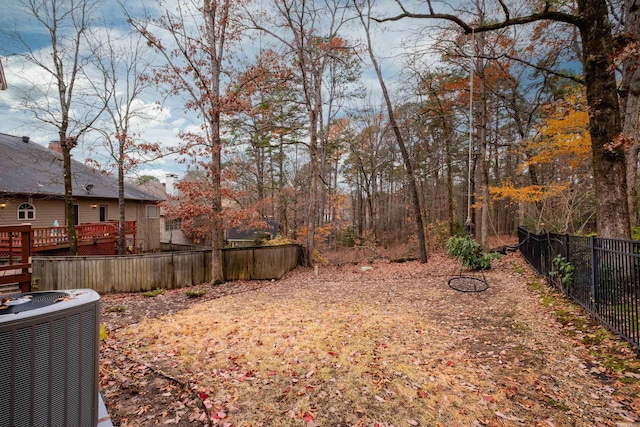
[
  {"xmin": 226, "ymin": 220, "xmax": 280, "ymax": 248},
  {"xmin": 136, "ymin": 175, "xmax": 195, "ymax": 249},
  {"xmin": 140, "ymin": 173, "xmax": 247, "ymax": 250},
  {"xmin": 0, "ymin": 133, "xmax": 163, "ymax": 253}
]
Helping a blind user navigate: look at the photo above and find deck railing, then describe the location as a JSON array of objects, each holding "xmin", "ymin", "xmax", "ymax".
[
  {"xmin": 0, "ymin": 221, "xmax": 136, "ymax": 252},
  {"xmin": 0, "ymin": 224, "xmax": 32, "ymax": 292}
]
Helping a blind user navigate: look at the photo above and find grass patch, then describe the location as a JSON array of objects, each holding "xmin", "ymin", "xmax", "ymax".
[
  {"xmin": 546, "ymin": 398, "xmax": 570, "ymax": 411},
  {"xmin": 529, "ymin": 281, "xmax": 544, "ymax": 291},
  {"xmin": 142, "ymin": 288, "xmax": 165, "ymax": 297},
  {"xmin": 106, "ymin": 305, "xmax": 126, "ymax": 313},
  {"xmin": 582, "ymin": 327, "xmax": 608, "ymax": 346},
  {"xmin": 185, "ymin": 289, "xmax": 207, "ymax": 298},
  {"xmin": 513, "ymin": 265, "xmax": 527, "ymax": 273},
  {"xmin": 540, "ymin": 295, "xmax": 555, "ymax": 307}
]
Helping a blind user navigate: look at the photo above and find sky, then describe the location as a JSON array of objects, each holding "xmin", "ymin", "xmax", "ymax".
[{"xmin": 0, "ymin": 0, "xmax": 440, "ymax": 184}]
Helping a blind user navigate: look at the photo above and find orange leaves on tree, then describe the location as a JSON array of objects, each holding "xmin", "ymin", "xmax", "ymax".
[
  {"xmin": 492, "ymin": 90, "xmax": 590, "ymax": 207},
  {"xmin": 526, "ymin": 90, "xmax": 591, "ymax": 170},
  {"xmin": 490, "ymin": 182, "xmax": 568, "ymax": 204}
]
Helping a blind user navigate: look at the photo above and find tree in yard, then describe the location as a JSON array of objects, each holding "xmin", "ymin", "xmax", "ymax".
[
  {"xmin": 343, "ymin": 106, "xmax": 389, "ymax": 240},
  {"xmin": 226, "ymin": 48, "xmax": 305, "ymax": 229},
  {"xmin": 131, "ymin": 0, "xmax": 247, "ymax": 284},
  {"xmin": 246, "ymin": 0, "xmax": 360, "ymax": 265},
  {"xmin": 405, "ymin": 65, "xmax": 465, "ymax": 238},
  {"xmin": 381, "ymin": 0, "xmax": 631, "ymax": 239},
  {"xmin": 354, "ymin": 0, "xmax": 428, "ymax": 262},
  {"xmin": 616, "ymin": 0, "xmax": 640, "ymax": 227},
  {"xmin": 4, "ymin": 0, "xmax": 108, "ymax": 255},
  {"xmin": 491, "ymin": 89, "xmax": 594, "ymax": 233},
  {"xmin": 87, "ymin": 28, "xmax": 161, "ymax": 255}
]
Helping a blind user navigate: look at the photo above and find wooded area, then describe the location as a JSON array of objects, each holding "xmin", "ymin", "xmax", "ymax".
[{"xmin": 3, "ymin": 0, "xmax": 639, "ymax": 271}]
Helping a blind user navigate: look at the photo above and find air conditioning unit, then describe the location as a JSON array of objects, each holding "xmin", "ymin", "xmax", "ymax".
[{"xmin": 0, "ymin": 289, "xmax": 100, "ymax": 427}]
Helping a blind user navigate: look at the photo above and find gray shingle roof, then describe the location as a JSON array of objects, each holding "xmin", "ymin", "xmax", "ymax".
[
  {"xmin": 226, "ymin": 220, "xmax": 280, "ymax": 240},
  {"xmin": 0, "ymin": 133, "xmax": 162, "ymax": 201}
]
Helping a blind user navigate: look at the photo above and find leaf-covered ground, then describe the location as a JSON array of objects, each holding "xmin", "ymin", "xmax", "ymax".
[{"xmin": 100, "ymin": 252, "xmax": 640, "ymax": 426}]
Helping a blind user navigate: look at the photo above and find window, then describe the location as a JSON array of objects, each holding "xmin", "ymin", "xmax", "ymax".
[
  {"xmin": 73, "ymin": 204, "xmax": 79, "ymax": 226},
  {"xmin": 146, "ymin": 205, "xmax": 159, "ymax": 219},
  {"xmin": 17, "ymin": 203, "xmax": 35, "ymax": 220},
  {"xmin": 99, "ymin": 205, "xmax": 107, "ymax": 222},
  {"xmin": 165, "ymin": 218, "xmax": 182, "ymax": 231}
]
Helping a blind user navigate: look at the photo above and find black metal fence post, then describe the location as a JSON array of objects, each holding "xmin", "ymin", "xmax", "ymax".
[{"xmin": 591, "ymin": 236, "xmax": 599, "ymax": 308}]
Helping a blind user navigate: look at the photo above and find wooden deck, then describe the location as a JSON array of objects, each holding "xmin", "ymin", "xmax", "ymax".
[
  {"xmin": 0, "ymin": 224, "xmax": 32, "ymax": 292},
  {"xmin": 0, "ymin": 221, "xmax": 136, "ymax": 255}
]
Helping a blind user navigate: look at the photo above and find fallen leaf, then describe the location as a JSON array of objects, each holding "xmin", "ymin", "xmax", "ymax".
[{"xmin": 494, "ymin": 411, "xmax": 525, "ymax": 422}]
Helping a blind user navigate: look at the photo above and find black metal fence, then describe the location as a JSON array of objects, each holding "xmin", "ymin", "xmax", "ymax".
[{"xmin": 518, "ymin": 227, "xmax": 640, "ymax": 350}]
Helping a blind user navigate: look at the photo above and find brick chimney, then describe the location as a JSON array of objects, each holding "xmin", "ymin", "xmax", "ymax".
[
  {"xmin": 48, "ymin": 141, "xmax": 63, "ymax": 154},
  {"xmin": 165, "ymin": 174, "xmax": 179, "ymax": 196}
]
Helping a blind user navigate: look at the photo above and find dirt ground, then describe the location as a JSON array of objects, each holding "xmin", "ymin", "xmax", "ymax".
[{"xmin": 99, "ymin": 250, "xmax": 640, "ymax": 427}]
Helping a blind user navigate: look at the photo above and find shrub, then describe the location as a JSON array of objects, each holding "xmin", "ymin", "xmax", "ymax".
[
  {"xmin": 446, "ymin": 235, "xmax": 501, "ymax": 270},
  {"xmin": 142, "ymin": 288, "xmax": 165, "ymax": 297},
  {"xmin": 106, "ymin": 305, "xmax": 126, "ymax": 313},
  {"xmin": 185, "ymin": 289, "xmax": 207, "ymax": 298},
  {"xmin": 551, "ymin": 254, "xmax": 575, "ymax": 290}
]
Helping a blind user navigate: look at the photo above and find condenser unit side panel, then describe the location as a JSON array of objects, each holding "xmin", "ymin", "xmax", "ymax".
[{"xmin": 0, "ymin": 292, "xmax": 99, "ymax": 427}]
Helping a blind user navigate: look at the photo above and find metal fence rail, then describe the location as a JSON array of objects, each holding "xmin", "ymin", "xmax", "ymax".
[{"xmin": 518, "ymin": 227, "xmax": 640, "ymax": 350}]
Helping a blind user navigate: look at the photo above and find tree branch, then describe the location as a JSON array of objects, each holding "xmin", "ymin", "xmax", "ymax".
[{"xmin": 375, "ymin": 0, "xmax": 586, "ymax": 33}]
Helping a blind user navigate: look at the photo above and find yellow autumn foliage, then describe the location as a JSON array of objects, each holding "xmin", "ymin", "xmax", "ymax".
[
  {"xmin": 490, "ymin": 182, "xmax": 569, "ymax": 203},
  {"xmin": 491, "ymin": 89, "xmax": 589, "ymax": 205},
  {"xmin": 525, "ymin": 90, "xmax": 591, "ymax": 169}
]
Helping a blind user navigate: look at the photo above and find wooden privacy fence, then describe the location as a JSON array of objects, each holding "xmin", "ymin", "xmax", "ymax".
[
  {"xmin": 223, "ymin": 244, "xmax": 301, "ymax": 281},
  {"xmin": 31, "ymin": 244, "xmax": 301, "ymax": 293}
]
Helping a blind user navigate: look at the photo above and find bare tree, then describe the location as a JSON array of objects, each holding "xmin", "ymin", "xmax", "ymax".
[
  {"xmin": 88, "ymin": 27, "xmax": 161, "ymax": 254},
  {"xmin": 354, "ymin": 0, "xmax": 428, "ymax": 262},
  {"xmin": 6, "ymin": 0, "xmax": 108, "ymax": 254},
  {"xmin": 130, "ymin": 0, "xmax": 245, "ymax": 284}
]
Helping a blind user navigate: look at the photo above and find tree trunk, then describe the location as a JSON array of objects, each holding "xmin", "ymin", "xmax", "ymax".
[
  {"xmin": 117, "ymin": 138, "xmax": 126, "ymax": 255},
  {"xmin": 445, "ymin": 122, "xmax": 455, "ymax": 236},
  {"xmin": 579, "ymin": 0, "xmax": 630, "ymax": 238},
  {"xmin": 621, "ymin": 0, "xmax": 640, "ymax": 228},
  {"xmin": 474, "ymin": 23, "xmax": 490, "ymax": 247},
  {"xmin": 357, "ymin": 5, "xmax": 427, "ymax": 262},
  {"xmin": 61, "ymin": 136, "xmax": 78, "ymax": 256},
  {"xmin": 210, "ymin": 138, "xmax": 224, "ymax": 284},
  {"xmin": 305, "ymin": 115, "xmax": 319, "ymax": 266},
  {"xmin": 203, "ymin": 0, "xmax": 225, "ymax": 284}
]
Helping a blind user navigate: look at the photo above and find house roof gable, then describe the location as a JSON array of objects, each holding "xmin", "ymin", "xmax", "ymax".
[
  {"xmin": 0, "ymin": 133, "xmax": 162, "ymax": 202},
  {"xmin": 226, "ymin": 220, "xmax": 280, "ymax": 241}
]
